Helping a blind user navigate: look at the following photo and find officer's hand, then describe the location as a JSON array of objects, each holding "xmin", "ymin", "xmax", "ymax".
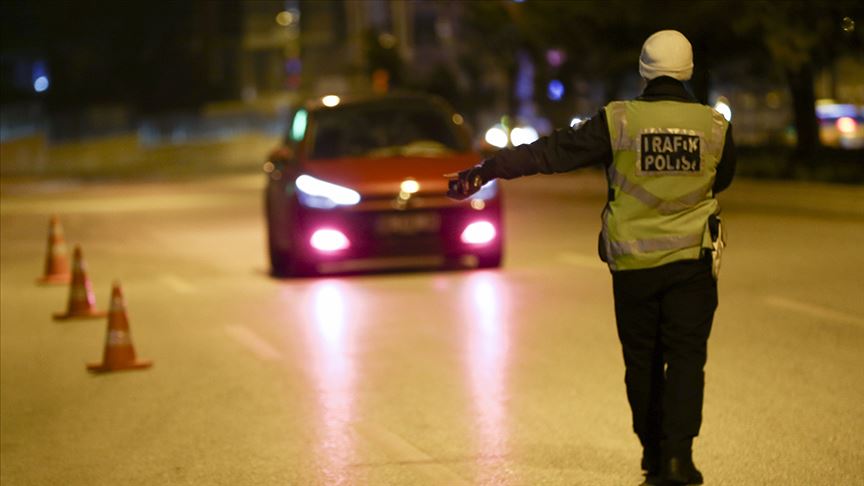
[{"xmin": 445, "ymin": 166, "xmax": 486, "ymax": 200}]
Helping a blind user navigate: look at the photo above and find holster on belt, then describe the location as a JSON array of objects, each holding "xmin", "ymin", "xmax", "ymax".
[{"xmin": 708, "ymin": 214, "xmax": 726, "ymax": 280}]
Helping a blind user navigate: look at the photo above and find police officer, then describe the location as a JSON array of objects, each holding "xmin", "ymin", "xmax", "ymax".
[{"xmin": 448, "ymin": 30, "xmax": 736, "ymax": 485}]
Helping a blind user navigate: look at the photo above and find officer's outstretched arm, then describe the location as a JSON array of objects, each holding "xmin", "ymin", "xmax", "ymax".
[{"xmin": 445, "ymin": 165, "xmax": 487, "ymax": 200}]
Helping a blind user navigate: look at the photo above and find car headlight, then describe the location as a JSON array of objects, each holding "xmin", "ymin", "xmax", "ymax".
[
  {"xmin": 295, "ymin": 174, "xmax": 361, "ymax": 209},
  {"xmin": 471, "ymin": 180, "xmax": 499, "ymax": 201}
]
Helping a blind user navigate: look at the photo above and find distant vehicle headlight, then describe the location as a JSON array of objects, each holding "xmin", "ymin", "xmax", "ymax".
[
  {"xmin": 484, "ymin": 125, "xmax": 509, "ymax": 149},
  {"xmin": 713, "ymin": 96, "xmax": 732, "ymax": 122},
  {"xmin": 509, "ymin": 126, "xmax": 539, "ymax": 146},
  {"xmin": 836, "ymin": 116, "xmax": 857, "ymax": 135},
  {"xmin": 296, "ymin": 174, "xmax": 361, "ymax": 209}
]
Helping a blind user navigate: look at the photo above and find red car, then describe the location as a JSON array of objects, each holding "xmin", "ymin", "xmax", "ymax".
[{"xmin": 264, "ymin": 93, "xmax": 503, "ymax": 277}]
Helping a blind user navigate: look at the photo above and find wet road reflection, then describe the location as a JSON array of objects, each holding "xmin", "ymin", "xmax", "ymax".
[
  {"xmin": 306, "ymin": 279, "xmax": 358, "ymax": 485},
  {"xmin": 297, "ymin": 272, "xmax": 515, "ymax": 485},
  {"xmin": 462, "ymin": 272, "xmax": 512, "ymax": 485}
]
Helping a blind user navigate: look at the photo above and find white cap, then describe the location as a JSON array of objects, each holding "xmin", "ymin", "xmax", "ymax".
[{"xmin": 639, "ymin": 30, "xmax": 693, "ymax": 81}]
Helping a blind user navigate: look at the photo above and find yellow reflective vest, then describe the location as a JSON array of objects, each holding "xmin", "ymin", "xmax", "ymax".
[{"xmin": 601, "ymin": 100, "xmax": 729, "ymax": 271}]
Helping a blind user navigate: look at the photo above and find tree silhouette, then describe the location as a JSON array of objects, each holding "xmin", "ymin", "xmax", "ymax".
[{"xmin": 461, "ymin": 0, "xmax": 863, "ymax": 159}]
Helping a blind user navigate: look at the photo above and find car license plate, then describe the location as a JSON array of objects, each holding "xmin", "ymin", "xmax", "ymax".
[{"xmin": 375, "ymin": 213, "xmax": 440, "ymax": 235}]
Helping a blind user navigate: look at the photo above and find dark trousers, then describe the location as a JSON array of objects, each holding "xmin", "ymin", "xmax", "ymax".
[{"xmin": 611, "ymin": 257, "xmax": 717, "ymax": 458}]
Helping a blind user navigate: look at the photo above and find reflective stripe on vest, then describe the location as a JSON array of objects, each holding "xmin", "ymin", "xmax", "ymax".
[
  {"xmin": 607, "ymin": 164, "xmax": 714, "ymax": 215},
  {"xmin": 609, "ymin": 233, "xmax": 704, "ymax": 257},
  {"xmin": 602, "ymin": 100, "xmax": 728, "ymax": 271}
]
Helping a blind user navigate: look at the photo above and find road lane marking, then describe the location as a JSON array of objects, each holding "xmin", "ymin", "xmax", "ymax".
[
  {"xmin": 352, "ymin": 422, "xmax": 472, "ymax": 485},
  {"xmin": 160, "ymin": 274, "xmax": 198, "ymax": 294},
  {"xmin": 224, "ymin": 325, "xmax": 283, "ymax": 362},
  {"xmin": 763, "ymin": 296, "xmax": 864, "ymax": 327},
  {"xmin": 558, "ymin": 252, "xmax": 606, "ymax": 270}
]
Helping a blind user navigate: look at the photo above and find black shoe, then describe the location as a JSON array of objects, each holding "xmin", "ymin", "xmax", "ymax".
[
  {"xmin": 662, "ymin": 456, "xmax": 703, "ymax": 485},
  {"xmin": 639, "ymin": 473, "xmax": 663, "ymax": 486},
  {"xmin": 641, "ymin": 446, "xmax": 661, "ymax": 475}
]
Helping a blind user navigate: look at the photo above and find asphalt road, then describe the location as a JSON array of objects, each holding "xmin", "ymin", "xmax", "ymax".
[{"xmin": 1, "ymin": 171, "xmax": 863, "ymax": 485}]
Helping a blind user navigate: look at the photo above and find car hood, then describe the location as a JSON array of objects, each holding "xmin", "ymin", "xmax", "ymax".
[{"xmin": 300, "ymin": 153, "xmax": 481, "ymax": 196}]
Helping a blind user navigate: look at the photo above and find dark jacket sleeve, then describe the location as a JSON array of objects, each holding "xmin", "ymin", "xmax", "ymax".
[
  {"xmin": 713, "ymin": 126, "xmax": 737, "ymax": 194},
  {"xmin": 478, "ymin": 109, "xmax": 612, "ymax": 181}
]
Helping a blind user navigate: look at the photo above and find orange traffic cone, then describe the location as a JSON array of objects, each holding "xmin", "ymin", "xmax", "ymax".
[
  {"xmin": 37, "ymin": 215, "xmax": 71, "ymax": 285},
  {"xmin": 88, "ymin": 282, "xmax": 152, "ymax": 373},
  {"xmin": 53, "ymin": 245, "xmax": 107, "ymax": 320}
]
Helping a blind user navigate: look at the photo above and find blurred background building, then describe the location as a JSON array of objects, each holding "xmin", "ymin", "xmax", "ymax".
[{"xmin": 1, "ymin": 0, "xmax": 862, "ymax": 180}]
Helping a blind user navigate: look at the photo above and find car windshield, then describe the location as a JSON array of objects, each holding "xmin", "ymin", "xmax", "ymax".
[{"xmin": 307, "ymin": 101, "xmax": 466, "ymax": 160}]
